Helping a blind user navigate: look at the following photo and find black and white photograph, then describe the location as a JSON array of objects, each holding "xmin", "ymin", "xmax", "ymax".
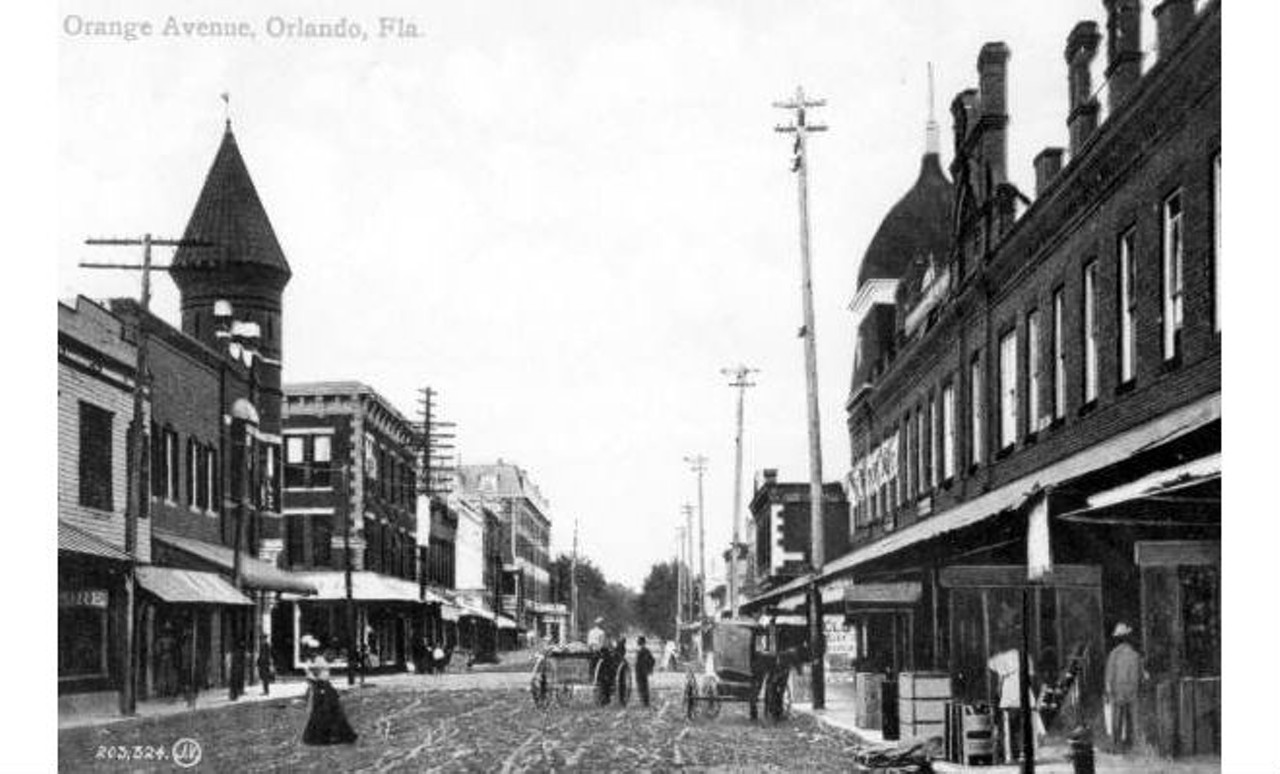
[{"xmin": 19, "ymin": 0, "xmax": 1274, "ymax": 771}]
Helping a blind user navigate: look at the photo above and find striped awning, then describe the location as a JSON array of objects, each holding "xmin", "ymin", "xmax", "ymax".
[
  {"xmin": 153, "ymin": 530, "xmax": 316, "ymax": 594},
  {"xmin": 135, "ymin": 566, "xmax": 253, "ymax": 606},
  {"xmin": 59, "ymin": 521, "xmax": 130, "ymax": 562}
]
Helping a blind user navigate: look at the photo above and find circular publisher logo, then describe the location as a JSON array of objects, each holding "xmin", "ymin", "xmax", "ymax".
[{"xmin": 172, "ymin": 738, "xmax": 203, "ymax": 768}]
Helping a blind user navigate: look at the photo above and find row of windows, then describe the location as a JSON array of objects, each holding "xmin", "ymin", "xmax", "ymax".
[
  {"xmin": 854, "ymin": 153, "xmax": 1220, "ymax": 527},
  {"xmin": 364, "ymin": 517, "xmax": 416, "ymax": 579},
  {"xmin": 148, "ymin": 422, "xmax": 220, "ymax": 513}
]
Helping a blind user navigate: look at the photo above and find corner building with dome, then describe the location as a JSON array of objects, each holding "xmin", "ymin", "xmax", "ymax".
[{"xmin": 745, "ymin": 0, "xmax": 1219, "ymax": 757}]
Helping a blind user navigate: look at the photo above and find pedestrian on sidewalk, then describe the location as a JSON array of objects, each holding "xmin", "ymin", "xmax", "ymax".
[
  {"xmin": 1104, "ymin": 622, "xmax": 1144, "ymax": 751},
  {"xmin": 300, "ymin": 635, "xmax": 358, "ymax": 746},
  {"xmin": 258, "ymin": 637, "xmax": 276, "ymax": 696},
  {"xmin": 635, "ymin": 636, "xmax": 655, "ymax": 707}
]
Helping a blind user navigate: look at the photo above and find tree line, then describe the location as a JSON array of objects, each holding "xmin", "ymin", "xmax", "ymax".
[{"xmin": 550, "ymin": 554, "xmax": 700, "ymax": 641}]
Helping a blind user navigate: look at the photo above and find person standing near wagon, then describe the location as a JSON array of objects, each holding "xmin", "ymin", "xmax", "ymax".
[{"xmin": 635, "ymin": 636, "xmax": 655, "ymax": 707}]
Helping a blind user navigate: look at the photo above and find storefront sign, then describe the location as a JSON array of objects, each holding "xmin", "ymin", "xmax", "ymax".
[
  {"xmin": 59, "ymin": 589, "xmax": 108, "ymax": 608},
  {"xmin": 845, "ymin": 435, "xmax": 899, "ymax": 504},
  {"xmin": 825, "ymin": 615, "xmax": 858, "ymax": 658}
]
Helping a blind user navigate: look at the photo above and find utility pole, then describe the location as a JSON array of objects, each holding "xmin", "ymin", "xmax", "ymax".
[
  {"xmin": 774, "ymin": 85, "xmax": 829, "ymax": 710},
  {"xmin": 82, "ymin": 233, "xmax": 212, "ymax": 716},
  {"xmin": 721, "ymin": 365, "xmax": 758, "ymax": 617},
  {"xmin": 674, "ymin": 526, "xmax": 684, "ymax": 648},
  {"xmin": 680, "ymin": 501, "xmax": 700, "ymax": 661},
  {"xmin": 570, "ymin": 519, "xmax": 579, "ymax": 641},
  {"xmin": 683, "ymin": 455, "xmax": 708, "ymax": 619}
]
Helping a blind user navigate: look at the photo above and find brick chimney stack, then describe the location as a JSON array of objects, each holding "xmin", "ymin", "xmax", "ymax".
[
  {"xmin": 1153, "ymin": 0, "xmax": 1195, "ymax": 59},
  {"xmin": 1034, "ymin": 147, "xmax": 1065, "ymax": 196},
  {"xmin": 1065, "ymin": 21, "xmax": 1102, "ymax": 157},
  {"xmin": 1104, "ymin": 0, "xmax": 1143, "ymax": 112},
  {"xmin": 976, "ymin": 42, "xmax": 1011, "ymax": 189}
]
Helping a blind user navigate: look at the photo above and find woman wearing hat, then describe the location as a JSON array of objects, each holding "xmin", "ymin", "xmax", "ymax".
[
  {"xmin": 1104, "ymin": 622, "xmax": 1144, "ymax": 750},
  {"xmin": 300, "ymin": 635, "xmax": 358, "ymax": 745}
]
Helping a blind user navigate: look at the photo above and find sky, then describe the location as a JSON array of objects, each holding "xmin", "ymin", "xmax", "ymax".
[{"xmin": 60, "ymin": 0, "xmax": 1137, "ymax": 589}]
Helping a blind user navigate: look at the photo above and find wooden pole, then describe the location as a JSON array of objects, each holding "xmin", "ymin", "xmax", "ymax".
[
  {"xmin": 774, "ymin": 85, "xmax": 829, "ymax": 710},
  {"xmin": 722, "ymin": 366, "xmax": 757, "ymax": 618}
]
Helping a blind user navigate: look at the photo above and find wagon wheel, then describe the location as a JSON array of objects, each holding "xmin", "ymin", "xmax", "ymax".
[
  {"xmin": 765, "ymin": 671, "xmax": 793, "ymax": 722},
  {"xmin": 593, "ymin": 658, "xmax": 611, "ymax": 706},
  {"xmin": 700, "ymin": 674, "xmax": 721, "ymax": 720},
  {"xmin": 615, "ymin": 662, "xmax": 632, "ymax": 707},
  {"xmin": 684, "ymin": 672, "xmax": 698, "ymax": 720},
  {"xmin": 529, "ymin": 656, "xmax": 550, "ymax": 709}
]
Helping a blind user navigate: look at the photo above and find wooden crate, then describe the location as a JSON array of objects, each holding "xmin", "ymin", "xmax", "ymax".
[
  {"xmin": 855, "ymin": 672, "xmax": 884, "ymax": 729},
  {"xmin": 899, "ymin": 672, "xmax": 952, "ymax": 700}
]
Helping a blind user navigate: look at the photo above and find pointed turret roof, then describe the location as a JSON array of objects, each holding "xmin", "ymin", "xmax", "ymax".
[{"xmin": 171, "ymin": 123, "xmax": 291, "ymax": 278}]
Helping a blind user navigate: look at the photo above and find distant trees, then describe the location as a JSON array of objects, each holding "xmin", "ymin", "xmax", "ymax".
[
  {"xmin": 635, "ymin": 560, "xmax": 680, "ymax": 641},
  {"xmin": 550, "ymin": 553, "xmax": 638, "ymax": 638}
]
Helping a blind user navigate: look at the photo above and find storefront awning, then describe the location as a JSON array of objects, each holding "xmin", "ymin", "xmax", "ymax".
[
  {"xmin": 496, "ymin": 616, "xmax": 518, "ymax": 630},
  {"xmin": 844, "ymin": 582, "xmax": 922, "ymax": 608},
  {"xmin": 135, "ymin": 566, "xmax": 253, "ymax": 606},
  {"xmin": 819, "ymin": 393, "xmax": 1220, "ymax": 581},
  {"xmin": 283, "ymin": 571, "xmax": 443, "ymax": 604},
  {"xmin": 1082, "ymin": 453, "xmax": 1220, "ymax": 511},
  {"xmin": 59, "ymin": 520, "xmax": 131, "ymax": 562},
  {"xmin": 153, "ymin": 530, "xmax": 317, "ymax": 594}
]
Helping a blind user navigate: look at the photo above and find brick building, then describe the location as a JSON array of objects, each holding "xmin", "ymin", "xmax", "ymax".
[
  {"xmin": 57, "ymin": 297, "xmax": 151, "ymax": 714},
  {"xmin": 279, "ymin": 381, "xmax": 433, "ymax": 672},
  {"xmin": 747, "ymin": 0, "xmax": 1219, "ymax": 756},
  {"xmin": 455, "ymin": 462, "xmax": 563, "ymax": 643}
]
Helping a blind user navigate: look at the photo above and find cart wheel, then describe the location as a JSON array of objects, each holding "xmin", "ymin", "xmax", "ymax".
[
  {"xmin": 616, "ymin": 662, "xmax": 631, "ymax": 706},
  {"xmin": 529, "ymin": 657, "xmax": 550, "ymax": 709},
  {"xmin": 593, "ymin": 659, "xmax": 610, "ymax": 706},
  {"xmin": 765, "ymin": 671, "xmax": 793, "ymax": 721},
  {"xmin": 684, "ymin": 673, "xmax": 698, "ymax": 720},
  {"xmin": 700, "ymin": 675, "xmax": 721, "ymax": 720}
]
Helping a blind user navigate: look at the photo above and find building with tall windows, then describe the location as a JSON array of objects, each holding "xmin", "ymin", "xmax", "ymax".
[
  {"xmin": 278, "ymin": 381, "xmax": 433, "ymax": 673},
  {"xmin": 747, "ymin": 0, "xmax": 1219, "ymax": 757}
]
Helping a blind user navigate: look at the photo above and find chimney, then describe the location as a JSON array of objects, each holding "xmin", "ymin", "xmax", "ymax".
[
  {"xmin": 976, "ymin": 42, "xmax": 1011, "ymax": 187},
  {"xmin": 1065, "ymin": 21, "xmax": 1102, "ymax": 157},
  {"xmin": 1034, "ymin": 147, "xmax": 1065, "ymax": 196},
  {"xmin": 1104, "ymin": 0, "xmax": 1143, "ymax": 112},
  {"xmin": 1153, "ymin": 0, "xmax": 1195, "ymax": 59}
]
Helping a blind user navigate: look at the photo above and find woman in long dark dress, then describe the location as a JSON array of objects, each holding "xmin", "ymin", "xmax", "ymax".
[{"xmin": 300, "ymin": 636, "xmax": 358, "ymax": 746}]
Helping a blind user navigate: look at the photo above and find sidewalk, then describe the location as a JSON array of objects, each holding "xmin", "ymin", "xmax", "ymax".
[
  {"xmin": 792, "ymin": 702, "xmax": 1221, "ymax": 773},
  {"xmin": 58, "ymin": 679, "xmax": 349, "ymax": 731}
]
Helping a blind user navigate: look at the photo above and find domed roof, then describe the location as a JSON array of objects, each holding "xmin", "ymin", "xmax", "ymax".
[{"xmin": 856, "ymin": 152, "xmax": 953, "ymax": 287}]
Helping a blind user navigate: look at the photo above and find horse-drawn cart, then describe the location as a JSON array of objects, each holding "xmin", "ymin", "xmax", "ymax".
[
  {"xmin": 529, "ymin": 644, "xmax": 632, "ymax": 708},
  {"xmin": 684, "ymin": 618, "xmax": 804, "ymax": 722}
]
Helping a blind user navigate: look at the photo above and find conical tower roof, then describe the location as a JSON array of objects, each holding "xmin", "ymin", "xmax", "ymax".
[{"xmin": 171, "ymin": 123, "xmax": 291, "ymax": 279}]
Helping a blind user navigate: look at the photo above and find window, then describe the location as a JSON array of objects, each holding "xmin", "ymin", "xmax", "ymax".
[
  {"xmin": 1163, "ymin": 190, "xmax": 1185, "ymax": 360},
  {"xmin": 1083, "ymin": 260, "xmax": 1099, "ymax": 403},
  {"xmin": 186, "ymin": 438, "xmax": 198, "ymax": 507},
  {"xmin": 285, "ymin": 436, "xmax": 305, "ymax": 489},
  {"xmin": 903, "ymin": 417, "xmax": 913, "ymax": 499},
  {"xmin": 1052, "ymin": 289, "xmax": 1066, "ymax": 419},
  {"xmin": 195, "ymin": 446, "xmax": 208, "ymax": 510},
  {"xmin": 1118, "ymin": 231, "xmax": 1137, "ymax": 384},
  {"xmin": 150, "ymin": 422, "xmax": 164, "ymax": 499},
  {"xmin": 58, "ymin": 596, "xmax": 109, "ymax": 679},
  {"xmin": 286, "ymin": 514, "xmax": 307, "ymax": 567},
  {"xmin": 969, "ymin": 353, "xmax": 983, "ymax": 467},
  {"xmin": 166, "ymin": 429, "xmax": 179, "ymax": 502},
  {"xmin": 941, "ymin": 381, "xmax": 956, "ymax": 481},
  {"xmin": 999, "ymin": 330, "xmax": 1018, "ymax": 450},
  {"xmin": 930, "ymin": 394, "xmax": 941, "ymax": 488},
  {"xmin": 1026, "ymin": 310, "xmax": 1042, "ymax": 432},
  {"xmin": 917, "ymin": 406, "xmax": 927, "ymax": 492},
  {"xmin": 78, "ymin": 402, "xmax": 113, "ymax": 510},
  {"xmin": 312, "ymin": 514, "xmax": 332, "ymax": 566},
  {"xmin": 210, "ymin": 448, "xmax": 220, "ymax": 511},
  {"xmin": 1212, "ymin": 154, "xmax": 1221, "ymax": 331},
  {"xmin": 313, "ymin": 436, "xmax": 332, "ymax": 488}
]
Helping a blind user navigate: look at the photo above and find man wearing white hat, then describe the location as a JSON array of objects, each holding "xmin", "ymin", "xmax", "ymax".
[
  {"xmin": 587, "ymin": 617, "xmax": 607, "ymax": 649},
  {"xmin": 1104, "ymin": 622, "xmax": 1144, "ymax": 750}
]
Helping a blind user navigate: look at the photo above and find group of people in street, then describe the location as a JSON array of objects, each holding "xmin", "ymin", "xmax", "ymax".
[
  {"xmin": 585, "ymin": 617, "xmax": 656, "ymax": 708},
  {"xmin": 411, "ymin": 637, "xmax": 454, "ymax": 675}
]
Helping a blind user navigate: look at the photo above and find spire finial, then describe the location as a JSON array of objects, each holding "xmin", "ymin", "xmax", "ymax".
[
  {"xmin": 925, "ymin": 63, "xmax": 940, "ymax": 155},
  {"xmin": 221, "ymin": 92, "xmax": 231, "ymax": 131}
]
